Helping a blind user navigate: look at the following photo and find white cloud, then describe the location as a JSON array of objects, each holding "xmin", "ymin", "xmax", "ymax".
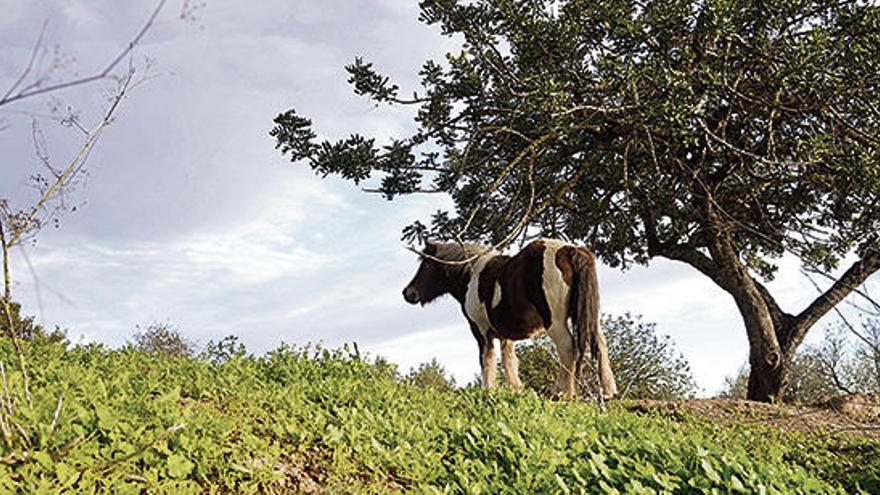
[{"xmin": 366, "ymin": 324, "xmax": 478, "ymax": 383}]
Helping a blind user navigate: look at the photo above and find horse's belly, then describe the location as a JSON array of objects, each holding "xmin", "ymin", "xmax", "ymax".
[{"xmin": 488, "ymin": 304, "xmax": 546, "ymax": 340}]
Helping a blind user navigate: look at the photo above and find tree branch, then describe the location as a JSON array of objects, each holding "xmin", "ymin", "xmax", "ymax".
[
  {"xmin": 789, "ymin": 252, "xmax": 880, "ymax": 353},
  {"xmin": 0, "ymin": 21, "xmax": 47, "ymax": 104},
  {"xmin": 641, "ymin": 210, "xmax": 730, "ymax": 289}
]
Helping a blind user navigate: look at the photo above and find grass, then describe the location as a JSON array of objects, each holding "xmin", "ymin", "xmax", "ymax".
[{"xmin": 0, "ymin": 338, "xmax": 877, "ymax": 494}]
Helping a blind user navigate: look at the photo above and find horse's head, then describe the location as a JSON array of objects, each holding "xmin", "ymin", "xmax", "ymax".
[{"xmin": 403, "ymin": 241, "xmax": 451, "ymax": 305}]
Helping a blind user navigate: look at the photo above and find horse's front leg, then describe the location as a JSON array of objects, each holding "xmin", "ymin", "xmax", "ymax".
[
  {"xmin": 500, "ymin": 339, "xmax": 522, "ymax": 389},
  {"xmin": 468, "ymin": 321, "xmax": 496, "ymax": 389}
]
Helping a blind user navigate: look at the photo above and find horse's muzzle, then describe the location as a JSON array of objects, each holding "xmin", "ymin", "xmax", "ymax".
[{"xmin": 403, "ymin": 287, "xmax": 420, "ymax": 304}]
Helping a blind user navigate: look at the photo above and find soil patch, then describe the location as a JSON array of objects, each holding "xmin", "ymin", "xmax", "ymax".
[{"xmin": 624, "ymin": 394, "xmax": 880, "ymax": 439}]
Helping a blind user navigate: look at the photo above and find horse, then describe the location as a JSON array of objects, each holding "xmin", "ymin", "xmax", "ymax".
[{"xmin": 402, "ymin": 238, "xmax": 617, "ymax": 399}]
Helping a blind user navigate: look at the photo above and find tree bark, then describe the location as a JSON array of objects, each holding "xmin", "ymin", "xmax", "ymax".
[{"xmin": 747, "ymin": 355, "xmax": 790, "ymax": 402}]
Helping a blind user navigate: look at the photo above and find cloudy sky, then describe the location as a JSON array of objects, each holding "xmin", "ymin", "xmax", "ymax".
[{"xmin": 1, "ymin": 0, "xmax": 870, "ymax": 394}]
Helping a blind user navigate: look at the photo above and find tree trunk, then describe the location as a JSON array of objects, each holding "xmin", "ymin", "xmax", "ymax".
[
  {"xmin": 747, "ymin": 340, "xmax": 791, "ymax": 402},
  {"xmin": 644, "ymin": 205, "xmax": 880, "ymax": 403},
  {"xmin": 727, "ymin": 281, "xmax": 789, "ymax": 402}
]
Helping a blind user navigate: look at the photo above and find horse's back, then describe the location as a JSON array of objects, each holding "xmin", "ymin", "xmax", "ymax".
[{"xmin": 480, "ymin": 238, "xmax": 590, "ymax": 339}]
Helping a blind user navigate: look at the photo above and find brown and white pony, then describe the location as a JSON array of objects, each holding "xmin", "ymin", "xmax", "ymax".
[{"xmin": 403, "ymin": 238, "xmax": 617, "ymax": 399}]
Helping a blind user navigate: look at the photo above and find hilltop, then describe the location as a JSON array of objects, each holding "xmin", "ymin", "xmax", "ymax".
[{"xmin": 0, "ymin": 340, "xmax": 878, "ymax": 494}]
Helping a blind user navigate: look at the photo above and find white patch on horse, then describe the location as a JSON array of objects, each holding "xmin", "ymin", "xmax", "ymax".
[
  {"xmin": 465, "ymin": 254, "xmax": 495, "ymax": 337},
  {"xmin": 492, "ymin": 282, "xmax": 502, "ymax": 308},
  {"xmin": 540, "ymin": 239, "xmax": 571, "ymax": 324}
]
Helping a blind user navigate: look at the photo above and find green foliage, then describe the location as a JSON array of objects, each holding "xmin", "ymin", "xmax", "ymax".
[
  {"xmin": 405, "ymin": 358, "xmax": 456, "ymax": 391},
  {"xmin": 720, "ymin": 364, "xmax": 751, "ymax": 400},
  {"xmin": 200, "ymin": 335, "xmax": 248, "ymax": 364},
  {"xmin": 272, "ymin": 0, "xmax": 880, "ymax": 271},
  {"xmin": 603, "ymin": 314, "xmax": 698, "ymax": 400},
  {"xmin": 129, "ymin": 322, "xmax": 193, "ymax": 359},
  {"xmin": 518, "ymin": 314, "xmax": 697, "ymax": 400},
  {"xmin": 0, "ymin": 337, "xmax": 875, "ymax": 493}
]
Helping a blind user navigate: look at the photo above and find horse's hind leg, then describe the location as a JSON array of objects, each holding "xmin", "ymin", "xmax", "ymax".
[
  {"xmin": 500, "ymin": 339, "xmax": 521, "ymax": 389},
  {"xmin": 548, "ymin": 322, "xmax": 577, "ymax": 398}
]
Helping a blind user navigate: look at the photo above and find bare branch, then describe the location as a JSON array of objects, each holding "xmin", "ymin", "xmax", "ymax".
[
  {"xmin": 6, "ymin": 72, "xmax": 135, "ymax": 248},
  {"xmin": 0, "ymin": 20, "xmax": 48, "ymax": 103},
  {"xmin": 0, "ymin": 0, "xmax": 167, "ymax": 108}
]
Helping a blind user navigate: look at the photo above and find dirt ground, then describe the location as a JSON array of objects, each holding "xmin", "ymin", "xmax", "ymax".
[{"xmin": 624, "ymin": 393, "xmax": 880, "ymax": 439}]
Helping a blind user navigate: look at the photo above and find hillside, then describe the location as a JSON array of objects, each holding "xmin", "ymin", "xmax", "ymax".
[{"xmin": 0, "ymin": 340, "xmax": 878, "ymax": 494}]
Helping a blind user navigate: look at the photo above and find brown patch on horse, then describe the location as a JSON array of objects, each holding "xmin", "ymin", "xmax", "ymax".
[
  {"xmin": 555, "ymin": 246, "xmax": 576, "ymax": 285},
  {"xmin": 478, "ymin": 240, "xmax": 552, "ymax": 339},
  {"xmin": 522, "ymin": 240, "xmax": 553, "ymax": 329}
]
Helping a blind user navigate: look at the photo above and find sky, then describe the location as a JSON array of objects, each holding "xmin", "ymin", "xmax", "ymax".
[{"xmin": 0, "ymin": 0, "xmax": 872, "ymax": 395}]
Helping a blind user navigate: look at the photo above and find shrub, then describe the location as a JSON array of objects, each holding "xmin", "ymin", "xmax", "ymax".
[
  {"xmin": 0, "ymin": 300, "xmax": 67, "ymax": 345},
  {"xmin": 129, "ymin": 321, "xmax": 193, "ymax": 358},
  {"xmin": 405, "ymin": 358, "xmax": 456, "ymax": 391},
  {"xmin": 517, "ymin": 313, "xmax": 697, "ymax": 400}
]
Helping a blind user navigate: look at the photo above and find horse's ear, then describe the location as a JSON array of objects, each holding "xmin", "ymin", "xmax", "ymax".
[{"xmin": 424, "ymin": 240, "xmax": 438, "ymax": 256}]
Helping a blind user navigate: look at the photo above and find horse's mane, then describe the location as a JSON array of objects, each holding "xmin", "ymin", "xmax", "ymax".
[
  {"xmin": 432, "ymin": 242, "xmax": 495, "ymax": 277},
  {"xmin": 433, "ymin": 242, "xmax": 487, "ymax": 262}
]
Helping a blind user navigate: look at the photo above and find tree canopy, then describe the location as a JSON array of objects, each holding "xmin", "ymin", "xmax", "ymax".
[{"xmin": 272, "ymin": 0, "xmax": 880, "ymax": 401}]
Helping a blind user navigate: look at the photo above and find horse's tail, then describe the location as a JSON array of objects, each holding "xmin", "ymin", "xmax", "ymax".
[{"xmin": 571, "ymin": 248, "xmax": 617, "ymax": 399}]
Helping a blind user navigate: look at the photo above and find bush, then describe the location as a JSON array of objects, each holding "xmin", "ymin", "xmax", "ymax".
[
  {"xmin": 129, "ymin": 322, "xmax": 193, "ymax": 358},
  {"xmin": 404, "ymin": 358, "xmax": 456, "ymax": 391},
  {"xmin": 517, "ymin": 313, "xmax": 697, "ymax": 400},
  {"xmin": 200, "ymin": 335, "xmax": 248, "ymax": 364},
  {"xmin": 1, "ymin": 300, "xmax": 67, "ymax": 345}
]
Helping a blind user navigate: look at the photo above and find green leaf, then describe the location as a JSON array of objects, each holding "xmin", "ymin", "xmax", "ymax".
[
  {"xmin": 33, "ymin": 451, "xmax": 53, "ymax": 469},
  {"xmin": 95, "ymin": 405, "xmax": 118, "ymax": 431},
  {"xmin": 701, "ymin": 458, "xmax": 722, "ymax": 484},
  {"xmin": 55, "ymin": 462, "xmax": 80, "ymax": 488},
  {"xmin": 167, "ymin": 453, "xmax": 195, "ymax": 479},
  {"xmin": 555, "ymin": 474, "xmax": 571, "ymax": 495}
]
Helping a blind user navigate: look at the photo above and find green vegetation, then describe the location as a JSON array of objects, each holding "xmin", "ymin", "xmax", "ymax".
[
  {"xmin": 405, "ymin": 358, "xmax": 457, "ymax": 391},
  {"xmin": 129, "ymin": 322, "xmax": 195, "ymax": 359},
  {"xmin": 1, "ymin": 338, "xmax": 877, "ymax": 494}
]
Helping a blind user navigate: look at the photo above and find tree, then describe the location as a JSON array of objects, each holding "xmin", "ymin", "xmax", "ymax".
[
  {"xmin": 405, "ymin": 358, "xmax": 456, "ymax": 390},
  {"xmin": 853, "ymin": 320, "xmax": 880, "ymax": 392},
  {"xmin": 272, "ymin": 0, "xmax": 880, "ymax": 401},
  {"xmin": 130, "ymin": 322, "xmax": 194, "ymax": 358},
  {"xmin": 516, "ymin": 314, "xmax": 696, "ymax": 400}
]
